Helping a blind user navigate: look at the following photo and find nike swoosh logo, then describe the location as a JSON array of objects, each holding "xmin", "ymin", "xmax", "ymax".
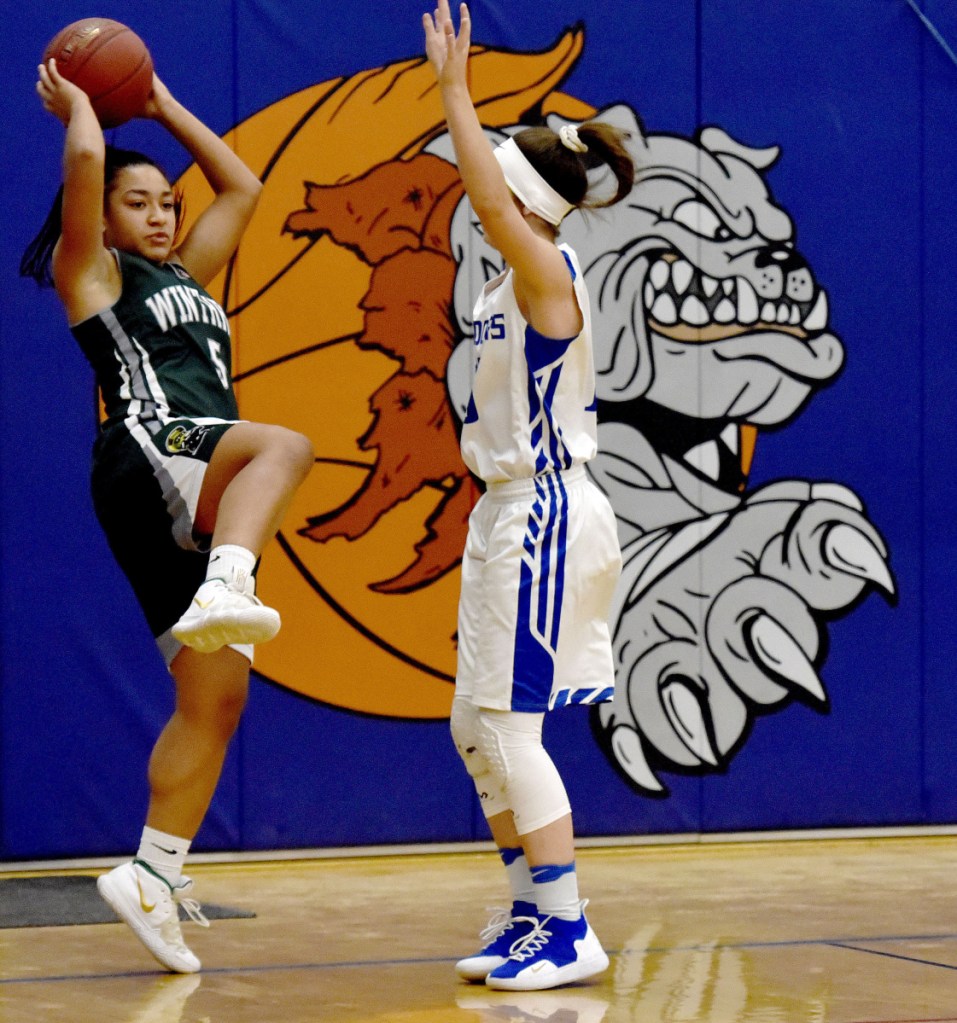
[
  {"xmin": 151, "ymin": 843, "xmax": 179, "ymax": 856},
  {"xmin": 193, "ymin": 597, "xmax": 212, "ymax": 609},
  {"xmin": 136, "ymin": 876, "xmax": 156, "ymax": 914}
]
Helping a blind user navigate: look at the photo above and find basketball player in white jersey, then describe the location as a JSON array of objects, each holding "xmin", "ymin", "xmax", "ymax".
[{"xmin": 424, "ymin": 0, "xmax": 636, "ymax": 992}]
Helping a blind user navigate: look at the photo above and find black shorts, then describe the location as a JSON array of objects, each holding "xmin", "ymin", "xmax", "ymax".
[{"xmin": 90, "ymin": 417, "xmax": 240, "ymax": 664}]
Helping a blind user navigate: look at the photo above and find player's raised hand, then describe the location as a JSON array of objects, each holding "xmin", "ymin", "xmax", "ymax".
[
  {"xmin": 423, "ymin": 0, "xmax": 471, "ymax": 85},
  {"xmin": 141, "ymin": 73, "xmax": 175, "ymax": 121},
  {"xmin": 36, "ymin": 58, "xmax": 91, "ymax": 125}
]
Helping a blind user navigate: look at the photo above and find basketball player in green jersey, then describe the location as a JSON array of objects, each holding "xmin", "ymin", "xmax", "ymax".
[{"xmin": 20, "ymin": 59, "xmax": 314, "ymax": 972}]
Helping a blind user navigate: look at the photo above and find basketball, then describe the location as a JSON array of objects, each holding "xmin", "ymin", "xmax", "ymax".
[{"xmin": 42, "ymin": 19, "xmax": 153, "ymax": 128}]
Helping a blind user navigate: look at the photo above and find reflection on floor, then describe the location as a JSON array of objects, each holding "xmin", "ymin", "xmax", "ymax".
[{"xmin": 3, "ymin": 835, "xmax": 957, "ymax": 1023}]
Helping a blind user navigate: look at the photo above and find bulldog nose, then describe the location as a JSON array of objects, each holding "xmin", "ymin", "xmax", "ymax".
[{"xmin": 754, "ymin": 245, "xmax": 807, "ymax": 275}]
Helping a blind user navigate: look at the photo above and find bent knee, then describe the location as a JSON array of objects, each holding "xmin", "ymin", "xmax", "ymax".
[
  {"xmin": 287, "ymin": 429, "xmax": 315, "ymax": 475},
  {"xmin": 267, "ymin": 426, "xmax": 314, "ymax": 482}
]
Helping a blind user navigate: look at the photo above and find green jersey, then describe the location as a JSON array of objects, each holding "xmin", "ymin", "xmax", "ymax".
[{"xmin": 71, "ymin": 250, "xmax": 239, "ymax": 431}]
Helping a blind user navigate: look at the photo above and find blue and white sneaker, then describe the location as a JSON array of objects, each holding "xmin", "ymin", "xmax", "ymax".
[
  {"xmin": 485, "ymin": 902, "xmax": 609, "ymax": 991},
  {"xmin": 456, "ymin": 900, "xmax": 539, "ymax": 981}
]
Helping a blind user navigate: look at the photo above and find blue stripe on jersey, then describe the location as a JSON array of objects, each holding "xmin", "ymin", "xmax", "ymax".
[
  {"xmin": 560, "ymin": 249, "xmax": 577, "ymax": 281},
  {"xmin": 525, "ymin": 328, "xmax": 575, "ymax": 474},
  {"xmin": 511, "ymin": 472, "xmax": 568, "ymax": 711}
]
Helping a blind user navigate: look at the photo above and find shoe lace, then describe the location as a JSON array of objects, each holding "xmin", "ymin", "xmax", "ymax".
[
  {"xmin": 508, "ymin": 914, "xmax": 554, "ymax": 961},
  {"xmin": 237, "ymin": 574, "xmax": 264, "ymax": 603},
  {"xmin": 479, "ymin": 907, "xmax": 513, "ymax": 942},
  {"xmin": 172, "ymin": 879, "xmax": 211, "ymax": 928}
]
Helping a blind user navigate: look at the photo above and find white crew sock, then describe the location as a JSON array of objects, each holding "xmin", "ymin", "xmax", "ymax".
[
  {"xmin": 500, "ymin": 846, "xmax": 537, "ymax": 908},
  {"xmin": 530, "ymin": 862, "xmax": 581, "ymax": 920},
  {"xmin": 136, "ymin": 826, "xmax": 191, "ymax": 886},
  {"xmin": 205, "ymin": 544, "xmax": 257, "ymax": 591}
]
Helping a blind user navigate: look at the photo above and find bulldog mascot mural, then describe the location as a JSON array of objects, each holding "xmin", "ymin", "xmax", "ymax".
[
  {"xmin": 193, "ymin": 31, "xmax": 895, "ymax": 798},
  {"xmin": 439, "ymin": 107, "xmax": 895, "ymax": 794}
]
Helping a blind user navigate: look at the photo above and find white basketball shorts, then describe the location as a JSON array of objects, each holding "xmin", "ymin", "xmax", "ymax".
[{"xmin": 456, "ymin": 465, "xmax": 622, "ymax": 713}]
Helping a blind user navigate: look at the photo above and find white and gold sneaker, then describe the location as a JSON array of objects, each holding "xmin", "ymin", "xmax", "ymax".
[
  {"xmin": 171, "ymin": 578, "xmax": 280, "ymax": 654},
  {"xmin": 97, "ymin": 860, "xmax": 209, "ymax": 973}
]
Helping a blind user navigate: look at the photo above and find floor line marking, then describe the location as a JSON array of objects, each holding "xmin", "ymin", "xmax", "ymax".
[
  {"xmin": 827, "ymin": 941, "xmax": 957, "ymax": 973},
  {"xmin": 5, "ymin": 933, "xmax": 957, "ymax": 987}
]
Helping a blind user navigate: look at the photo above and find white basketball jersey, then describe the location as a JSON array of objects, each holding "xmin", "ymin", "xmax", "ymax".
[{"xmin": 460, "ymin": 244, "xmax": 598, "ymax": 483}]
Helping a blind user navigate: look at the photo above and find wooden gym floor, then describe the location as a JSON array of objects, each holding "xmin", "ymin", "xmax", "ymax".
[{"xmin": 2, "ymin": 834, "xmax": 957, "ymax": 1022}]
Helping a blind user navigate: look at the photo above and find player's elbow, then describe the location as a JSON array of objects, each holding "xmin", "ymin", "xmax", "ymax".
[
  {"xmin": 241, "ymin": 175, "xmax": 264, "ymax": 207},
  {"xmin": 470, "ymin": 201, "xmax": 515, "ymax": 252}
]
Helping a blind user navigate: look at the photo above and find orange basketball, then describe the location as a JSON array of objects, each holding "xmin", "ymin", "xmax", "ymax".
[{"xmin": 43, "ymin": 18, "xmax": 153, "ymax": 128}]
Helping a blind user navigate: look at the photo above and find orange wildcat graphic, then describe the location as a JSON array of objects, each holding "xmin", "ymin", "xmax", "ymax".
[{"xmin": 176, "ymin": 33, "xmax": 592, "ymax": 718}]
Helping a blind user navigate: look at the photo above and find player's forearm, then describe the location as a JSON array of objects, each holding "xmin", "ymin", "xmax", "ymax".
[
  {"xmin": 440, "ymin": 81, "xmax": 512, "ymax": 222},
  {"xmin": 154, "ymin": 92, "xmax": 261, "ymax": 202},
  {"xmin": 59, "ymin": 95, "xmax": 107, "ymax": 243},
  {"xmin": 61, "ymin": 94, "xmax": 105, "ymax": 178}
]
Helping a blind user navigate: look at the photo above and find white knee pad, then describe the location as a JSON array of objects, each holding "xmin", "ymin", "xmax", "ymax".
[
  {"xmin": 450, "ymin": 695, "xmax": 509, "ymax": 819},
  {"xmin": 474, "ymin": 710, "xmax": 571, "ymax": 836}
]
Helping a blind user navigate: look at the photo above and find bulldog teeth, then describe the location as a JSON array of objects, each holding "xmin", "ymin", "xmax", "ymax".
[
  {"xmin": 680, "ymin": 295, "xmax": 710, "ymax": 326},
  {"xmin": 671, "ymin": 259, "xmax": 694, "ymax": 295},
  {"xmin": 720, "ymin": 422, "xmax": 739, "ymax": 453},
  {"xmin": 736, "ymin": 278, "xmax": 760, "ymax": 324},
  {"xmin": 643, "ymin": 257, "xmax": 822, "ymax": 334},
  {"xmin": 684, "ymin": 439, "xmax": 721, "ymax": 480},
  {"xmin": 650, "ymin": 259, "xmax": 670, "ymax": 290},
  {"xmin": 651, "ymin": 292, "xmax": 678, "ymax": 324},
  {"xmin": 803, "ymin": 289, "xmax": 829, "ymax": 331}
]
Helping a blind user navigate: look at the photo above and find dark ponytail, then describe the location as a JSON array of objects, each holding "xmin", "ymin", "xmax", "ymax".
[
  {"xmin": 514, "ymin": 120, "xmax": 636, "ymax": 212},
  {"xmin": 19, "ymin": 146, "xmax": 183, "ymax": 289},
  {"xmin": 19, "ymin": 186, "xmax": 64, "ymax": 288}
]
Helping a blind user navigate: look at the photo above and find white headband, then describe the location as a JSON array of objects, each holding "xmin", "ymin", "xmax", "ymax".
[{"xmin": 493, "ymin": 137, "xmax": 574, "ymax": 226}]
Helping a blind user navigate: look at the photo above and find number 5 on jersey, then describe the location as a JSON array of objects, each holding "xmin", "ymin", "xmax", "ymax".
[{"xmin": 207, "ymin": 339, "xmax": 230, "ymax": 388}]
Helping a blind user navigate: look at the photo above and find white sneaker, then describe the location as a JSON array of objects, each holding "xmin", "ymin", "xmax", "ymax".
[
  {"xmin": 97, "ymin": 860, "xmax": 209, "ymax": 973},
  {"xmin": 171, "ymin": 578, "xmax": 280, "ymax": 653}
]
